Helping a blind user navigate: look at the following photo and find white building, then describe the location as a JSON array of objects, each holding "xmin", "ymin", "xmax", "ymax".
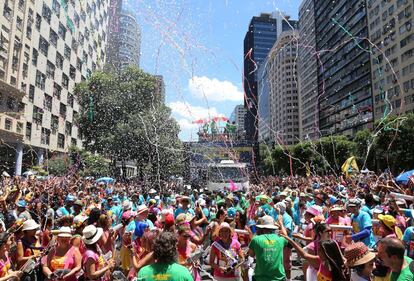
[
  {"xmin": 230, "ymin": 105, "xmax": 247, "ymax": 133},
  {"xmin": 0, "ymin": 0, "xmax": 109, "ymax": 174},
  {"xmin": 268, "ymin": 30, "xmax": 300, "ymax": 145}
]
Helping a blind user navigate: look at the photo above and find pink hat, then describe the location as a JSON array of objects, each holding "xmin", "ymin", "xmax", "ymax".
[
  {"xmin": 122, "ymin": 210, "xmax": 137, "ymax": 220},
  {"xmin": 305, "ymin": 205, "xmax": 322, "ymax": 217}
]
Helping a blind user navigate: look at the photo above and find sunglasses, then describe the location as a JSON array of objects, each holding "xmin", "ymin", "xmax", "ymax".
[{"xmin": 182, "ymin": 235, "xmax": 191, "ymax": 238}]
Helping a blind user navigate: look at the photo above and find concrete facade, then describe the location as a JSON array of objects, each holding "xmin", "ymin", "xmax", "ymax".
[{"xmin": 0, "ymin": 0, "xmax": 109, "ymax": 174}]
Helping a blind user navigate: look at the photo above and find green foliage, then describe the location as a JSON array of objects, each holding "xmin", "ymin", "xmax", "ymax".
[
  {"xmin": 261, "ymin": 114, "xmax": 414, "ymax": 176},
  {"xmin": 29, "ymin": 166, "xmax": 48, "ymax": 176},
  {"xmin": 74, "ymin": 66, "xmax": 183, "ymax": 182},
  {"xmin": 47, "ymin": 156, "xmax": 71, "ymax": 176}
]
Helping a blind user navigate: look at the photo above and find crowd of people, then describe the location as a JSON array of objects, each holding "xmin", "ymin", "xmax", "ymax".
[{"xmin": 0, "ymin": 171, "xmax": 413, "ymax": 281}]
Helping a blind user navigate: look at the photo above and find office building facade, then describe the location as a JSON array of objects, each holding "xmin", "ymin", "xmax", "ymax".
[
  {"xmin": 0, "ymin": 0, "xmax": 109, "ymax": 174},
  {"xmin": 257, "ymin": 62, "xmax": 271, "ymax": 143},
  {"xmin": 367, "ymin": 0, "xmax": 414, "ymax": 118},
  {"xmin": 230, "ymin": 104, "xmax": 247, "ymax": 133},
  {"xmin": 298, "ymin": 0, "xmax": 319, "ymax": 140},
  {"xmin": 267, "ymin": 30, "xmax": 300, "ymax": 145},
  {"xmin": 314, "ymin": 0, "xmax": 373, "ymax": 137},
  {"xmin": 106, "ymin": 4, "xmax": 141, "ymax": 71}
]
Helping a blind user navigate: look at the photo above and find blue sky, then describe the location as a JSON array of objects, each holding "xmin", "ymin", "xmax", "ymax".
[{"xmin": 124, "ymin": 0, "xmax": 301, "ymax": 140}]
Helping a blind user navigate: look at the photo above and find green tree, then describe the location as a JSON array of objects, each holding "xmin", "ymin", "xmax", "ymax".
[
  {"xmin": 74, "ymin": 66, "xmax": 183, "ymax": 183},
  {"xmin": 47, "ymin": 156, "xmax": 71, "ymax": 176}
]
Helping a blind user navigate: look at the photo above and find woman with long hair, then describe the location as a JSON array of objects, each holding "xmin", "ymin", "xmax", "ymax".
[
  {"xmin": 131, "ymin": 229, "xmax": 158, "ymax": 277},
  {"xmin": 283, "ymin": 235, "xmax": 350, "ymax": 281},
  {"xmin": 177, "ymin": 223, "xmax": 201, "ymax": 281},
  {"xmin": 82, "ymin": 225, "xmax": 115, "ymax": 281},
  {"xmin": 42, "ymin": 227, "xmax": 82, "ymax": 281},
  {"xmin": 0, "ymin": 233, "xmax": 22, "ymax": 280}
]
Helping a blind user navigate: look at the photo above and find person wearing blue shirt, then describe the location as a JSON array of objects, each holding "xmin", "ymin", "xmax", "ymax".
[
  {"xmin": 173, "ymin": 196, "xmax": 195, "ymax": 218},
  {"xmin": 56, "ymin": 195, "xmax": 75, "ymax": 217},
  {"xmin": 347, "ymin": 199, "xmax": 375, "ymax": 248},
  {"xmin": 402, "ymin": 226, "xmax": 414, "ymax": 259}
]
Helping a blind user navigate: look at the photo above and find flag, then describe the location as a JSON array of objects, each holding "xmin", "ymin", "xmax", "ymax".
[
  {"xmin": 341, "ymin": 156, "xmax": 359, "ymax": 177},
  {"xmin": 305, "ymin": 162, "xmax": 311, "ymax": 177}
]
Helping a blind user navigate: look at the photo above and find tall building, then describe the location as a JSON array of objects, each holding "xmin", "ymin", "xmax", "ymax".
[
  {"xmin": 314, "ymin": 0, "xmax": 373, "ymax": 137},
  {"xmin": 257, "ymin": 62, "xmax": 271, "ymax": 143},
  {"xmin": 367, "ymin": 0, "xmax": 414, "ymax": 118},
  {"xmin": 298, "ymin": 0, "xmax": 319, "ymax": 140},
  {"xmin": 230, "ymin": 105, "xmax": 247, "ymax": 133},
  {"xmin": 267, "ymin": 30, "xmax": 300, "ymax": 145},
  {"xmin": 106, "ymin": 4, "xmax": 141, "ymax": 71},
  {"xmin": 243, "ymin": 13, "xmax": 277, "ymax": 143},
  {"xmin": 0, "ymin": 0, "xmax": 109, "ymax": 174}
]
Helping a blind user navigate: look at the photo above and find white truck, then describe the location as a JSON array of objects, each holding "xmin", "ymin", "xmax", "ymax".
[{"xmin": 206, "ymin": 160, "xmax": 249, "ymax": 191}]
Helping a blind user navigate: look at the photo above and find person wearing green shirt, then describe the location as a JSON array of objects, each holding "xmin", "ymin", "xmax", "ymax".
[
  {"xmin": 137, "ymin": 232, "xmax": 193, "ymax": 281},
  {"xmin": 248, "ymin": 213, "xmax": 288, "ymax": 281},
  {"xmin": 377, "ymin": 237, "xmax": 414, "ymax": 281}
]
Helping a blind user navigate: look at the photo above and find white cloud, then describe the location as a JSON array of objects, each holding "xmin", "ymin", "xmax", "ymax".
[
  {"xmin": 169, "ymin": 101, "xmax": 225, "ymax": 120},
  {"xmin": 177, "ymin": 118, "xmax": 198, "ymax": 130},
  {"xmin": 188, "ymin": 76, "xmax": 244, "ymax": 102}
]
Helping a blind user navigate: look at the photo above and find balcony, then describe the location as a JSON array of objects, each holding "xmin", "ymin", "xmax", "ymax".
[{"xmin": 0, "ymin": 116, "xmax": 24, "ymax": 143}]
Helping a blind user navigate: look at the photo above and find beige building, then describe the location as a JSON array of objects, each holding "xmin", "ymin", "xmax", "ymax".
[
  {"xmin": 367, "ymin": 0, "xmax": 414, "ymax": 119},
  {"xmin": 0, "ymin": 0, "xmax": 109, "ymax": 174},
  {"xmin": 267, "ymin": 30, "xmax": 300, "ymax": 145},
  {"xmin": 298, "ymin": 0, "xmax": 318, "ymax": 140}
]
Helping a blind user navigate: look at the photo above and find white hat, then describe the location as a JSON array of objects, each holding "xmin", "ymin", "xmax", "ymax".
[
  {"xmin": 136, "ymin": 204, "xmax": 148, "ymax": 214},
  {"xmin": 148, "ymin": 189, "xmax": 157, "ymax": 194},
  {"xmin": 1, "ymin": 171, "xmax": 10, "ymax": 177},
  {"xmin": 22, "ymin": 219, "xmax": 40, "ymax": 231},
  {"xmin": 73, "ymin": 215, "xmax": 88, "ymax": 225},
  {"xmin": 122, "ymin": 200, "xmax": 133, "ymax": 211},
  {"xmin": 57, "ymin": 226, "xmax": 72, "ymax": 238},
  {"xmin": 256, "ymin": 215, "xmax": 279, "ymax": 230},
  {"xmin": 82, "ymin": 225, "xmax": 103, "ymax": 245}
]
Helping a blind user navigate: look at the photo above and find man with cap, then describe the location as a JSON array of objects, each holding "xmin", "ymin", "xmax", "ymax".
[
  {"xmin": 16, "ymin": 200, "xmax": 31, "ymax": 220},
  {"xmin": 346, "ymin": 199, "xmax": 375, "ymax": 248},
  {"xmin": 135, "ymin": 204, "xmax": 154, "ymax": 229},
  {"xmin": 378, "ymin": 214, "xmax": 403, "ymax": 239},
  {"xmin": 249, "ymin": 214, "xmax": 288, "ymax": 281}
]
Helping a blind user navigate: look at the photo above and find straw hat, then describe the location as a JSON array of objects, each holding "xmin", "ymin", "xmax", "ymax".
[
  {"xmin": 57, "ymin": 226, "xmax": 72, "ymax": 238},
  {"xmin": 344, "ymin": 242, "xmax": 376, "ymax": 267},
  {"xmin": 256, "ymin": 215, "xmax": 278, "ymax": 230},
  {"xmin": 136, "ymin": 205, "xmax": 148, "ymax": 214},
  {"xmin": 22, "ymin": 219, "xmax": 40, "ymax": 231},
  {"xmin": 82, "ymin": 225, "xmax": 103, "ymax": 245}
]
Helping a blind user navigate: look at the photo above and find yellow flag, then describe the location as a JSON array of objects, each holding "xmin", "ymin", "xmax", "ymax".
[
  {"xmin": 341, "ymin": 156, "xmax": 359, "ymax": 177},
  {"xmin": 305, "ymin": 162, "xmax": 311, "ymax": 177}
]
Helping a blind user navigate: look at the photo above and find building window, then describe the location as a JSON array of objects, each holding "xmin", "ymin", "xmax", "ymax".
[
  {"xmin": 69, "ymin": 65, "xmax": 76, "ymax": 80},
  {"xmin": 65, "ymin": 121, "xmax": 72, "ymax": 135},
  {"xmin": 68, "ymin": 94, "xmax": 74, "ymax": 107},
  {"xmin": 46, "ymin": 61, "xmax": 55, "ymax": 79},
  {"xmin": 35, "ymin": 13, "xmax": 42, "ymax": 30},
  {"xmin": 56, "ymin": 52, "xmax": 63, "ymax": 69},
  {"xmin": 58, "ymin": 133, "xmax": 65, "ymax": 148},
  {"xmin": 71, "ymin": 138, "xmax": 77, "ymax": 146},
  {"xmin": 32, "ymin": 48, "xmax": 38, "ymax": 66},
  {"xmin": 59, "ymin": 103, "xmax": 66, "ymax": 117},
  {"xmin": 52, "ymin": 0, "xmax": 60, "ymax": 17},
  {"xmin": 53, "ymin": 83, "xmax": 62, "ymax": 99},
  {"xmin": 25, "ymin": 122, "xmax": 32, "ymax": 140},
  {"xmin": 71, "ymin": 38, "xmax": 78, "ymax": 53},
  {"xmin": 3, "ymin": 4, "xmax": 12, "ymax": 22},
  {"xmin": 62, "ymin": 74, "xmax": 69, "ymax": 89},
  {"xmin": 50, "ymin": 29, "xmax": 58, "ymax": 47},
  {"xmin": 29, "ymin": 85, "xmax": 35, "ymax": 102},
  {"xmin": 58, "ymin": 23, "xmax": 66, "ymax": 40},
  {"xmin": 41, "ymin": 128, "xmax": 51, "ymax": 145},
  {"xmin": 35, "ymin": 70, "xmax": 46, "ymax": 90},
  {"xmin": 16, "ymin": 122, "xmax": 23, "ymax": 134},
  {"xmin": 33, "ymin": 106, "xmax": 43, "ymax": 124},
  {"xmin": 51, "ymin": 115, "xmax": 58, "ymax": 132},
  {"xmin": 64, "ymin": 44, "xmax": 71, "ymax": 60},
  {"xmin": 16, "ymin": 17, "xmax": 23, "ymax": 31},
  {"xmin": 42, "ymin": 3, "xmax": 52, "ymax": 24},
  {"xmin": 39, "ymin": 36, "xmax": 49, "ymax": 56},
  {"xmin": 44, "ymin": 94, "xmax": 52, "ymax": 111},
  {"xmin": 4, "ymin": 119, "xmax": 12, "ymax": 130}
]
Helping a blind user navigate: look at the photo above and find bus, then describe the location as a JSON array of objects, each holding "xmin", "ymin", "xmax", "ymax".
[{"xmin": 206, "ymin": 160, "xmax": 249, "ymax": 191}]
